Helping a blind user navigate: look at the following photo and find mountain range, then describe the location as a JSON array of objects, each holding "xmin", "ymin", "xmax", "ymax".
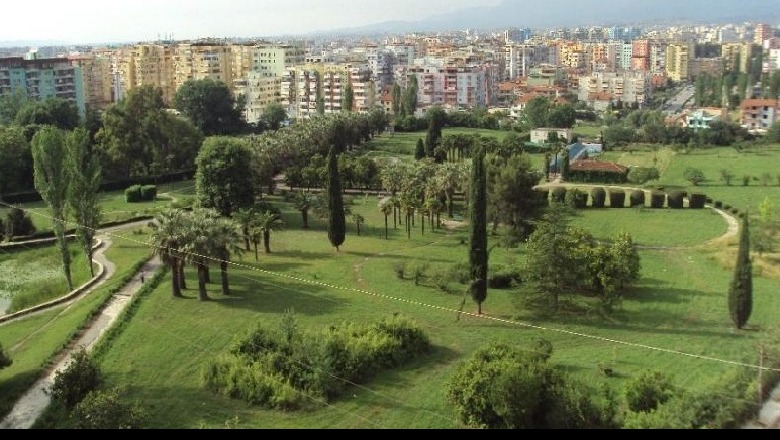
[{"xmin": 320, "ymin": 0, "xmax": 780, "ymax": 36}]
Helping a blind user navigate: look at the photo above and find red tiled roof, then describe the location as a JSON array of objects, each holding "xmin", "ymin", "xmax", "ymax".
[{"xmin": 741, "ymin": 99, "xmax": 780, "ymax": 109}]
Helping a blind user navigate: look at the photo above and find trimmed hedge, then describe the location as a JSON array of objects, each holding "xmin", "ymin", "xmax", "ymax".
[
  {"xmin": 566, "ymin": 189, "xmax": 588, "ymax": 209},
  {"xmin": 715, "ymin": 201, "xmax": 723, "ymax": 209},
  {"xmin": 650, "ymin": 191, "xmax": 666, "ymax": 209},
  {"xmin": 629, "ymin": 190, "xmax": 646, "ymax": 208},
  {"xmin": 125, "ymin": 185, "xmax": 158, "ymax": 203},
  {"xmin": 667, "ymin": 190, "xmax": 685, "ymax": 209},
  {"xmin": 591, "ymin": 187, "xmax": 606, "ymax": 208},
  {"xmin": 689, "ymin": 193, "xmax": 707, "ymax": 209},
  {"xmin": 609, "ymin": 189, "xmax": 626, "ymax": 208},
  {"xmin": 533, "ymin": 190, "xmax": 550, "ymax": 207},
  {"xmin": 551, "ymin": 187, "xmax": 567, "ymax": 204}
]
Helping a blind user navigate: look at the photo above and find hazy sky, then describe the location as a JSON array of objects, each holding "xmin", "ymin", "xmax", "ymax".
[{"xmin": 1, "ymin": 0, "xmax": 502, "ymax": 44}]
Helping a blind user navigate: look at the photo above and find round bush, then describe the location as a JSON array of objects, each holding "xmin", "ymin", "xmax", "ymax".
[
  {"xmin": 534, "ymin": 190, "xmax": 550, "ymax": 207},
  {"xmin": 667, "ymin": 191, "xmax": 685, "ymax": 209},
  {"xmin": 591, "ymin": 187, "xmax": 606, "ymax": 208},
  {"xmin": 650, "ymin": 191, "xmax": 666, "ymax": 209},
  {"xmin": 689, "ymin": 193, "xmax": 706, "ymax": 209},
  {"xmin": 609, "ymin": 189, "xmax": 625, "ymax": 208},
  {"xmin": 630, "ymin": 190, "xmax": 646, "ymax": 208},
  {"xmin": 566, "ymin": 189, "xmax": 588, "ymax": 209},
  {"xmin": 551, "ymin": 187, "xmax": 567, "ymax": 204},
  {"xmin": 714, "ymin": 201, "xmax": 723, "ymax": 209}
]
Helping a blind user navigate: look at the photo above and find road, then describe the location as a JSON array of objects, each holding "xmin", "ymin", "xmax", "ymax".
[{"xmin": 661, "ymin": 84, "xmax": 695, "ymax": 115}]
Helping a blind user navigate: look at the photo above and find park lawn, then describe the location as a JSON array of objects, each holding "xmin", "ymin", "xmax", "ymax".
[
  {"xmin": 600, "ymin": 146, "xmax": 676, "ymax": 178},
  {"xmin": 656, "ymin": 145, "xmax": 780, "ymax": 214},
  {"xmin": 572, "ymin": 122, "xmax": 605, "ymax": 139},
  {"xmin": 569, "ymin": 207, "xmax": 728, "ymax": 248},
  {"xmin": 84, "ymin": 192, "xmax": 780, "ymax": 428},
  {"xmin": 0, "ymin": 227, "xmax": 154, "ymax": 419}
]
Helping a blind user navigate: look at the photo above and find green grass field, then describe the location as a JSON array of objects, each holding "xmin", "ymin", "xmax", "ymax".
[{"xmin": 3, "ymin": 134, "xmax": 780, "ymax": 428}]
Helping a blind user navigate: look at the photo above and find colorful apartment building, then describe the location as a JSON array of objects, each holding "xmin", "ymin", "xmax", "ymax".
[
  {"xmin": 0, "ymin": 55, "xmax": 86, "ymax": 117},
  {"xmin": 666, "ymin": 43, "xmax": 693, "ymax": 82}
]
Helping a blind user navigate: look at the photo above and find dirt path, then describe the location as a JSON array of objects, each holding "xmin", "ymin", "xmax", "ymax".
[{"xmin": 0, "ymin": 224, "xmax": 162, "ymax": 429}]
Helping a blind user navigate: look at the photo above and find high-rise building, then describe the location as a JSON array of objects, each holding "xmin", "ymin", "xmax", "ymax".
[
  {"xmin": 0, "ymin": 56, "xmax": 85, "ymax": 116},
  {"xmin": 68, "ymin": 55, "xmax": 114, "ymax": 111},
  {"xmin": 118, "ymin": 44, "xmax": 176, "ymax": 104},
  {"xmin": 755, "ymin": 23, "xmax": 773, "ymax": 46},
  {"xmin": 666, "ymin": 43, "xmax": 692, "ymax": 82}
]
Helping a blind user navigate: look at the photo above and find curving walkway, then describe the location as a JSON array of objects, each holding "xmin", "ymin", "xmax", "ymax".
[{"xmin": 0, "ymin": 222, "xmax": 162, "ymax": 429}]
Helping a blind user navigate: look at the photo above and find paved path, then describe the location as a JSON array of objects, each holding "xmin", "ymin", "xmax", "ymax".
[{"xmin": 0, "ymin": 224, "xmax": 162, "ymax": 429}]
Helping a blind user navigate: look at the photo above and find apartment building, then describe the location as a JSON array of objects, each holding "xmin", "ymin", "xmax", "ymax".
[
  {"xmin": 399, "ymin": 64, "xmax": 487, "ymax": 110},
  {"xmin": 250, "ymin": 44, "xmax": 306, "ymax": 78},
  {"xmin": 173, "ymin": 42, "xmax": 233, "ymax": 89},
  {"xmin": 118, "ymin": 44, "xmax": 176, "ymax": 104},
  {"xmin": 279, "ymin": 67, "xmax": 319, "ymax": 120},
  {"xmin": 754, "ymin": 23, "xmax": 773, "ymax": 46},
  {"xmin": 740, "ymin": 98, "xmax": 780, "ymax": 132},
  {"xmin": 240, "ymin": 72, "xmax": 282, "ymax": 124},
  {"xmin": 68, "ymin": 55, "xmax": 114, "ymax": 110},
  {"xmin": 721, "ymin": 42, "xmax": 751, "ymax": 73},
  {"xmin": 666, "ymin": 43, "xmax": 693, "ymax": 82},
  {"xmin": 0, "ymin": 56, "xmax": 86, "ymax": 116},
  {"xmin": 578, "ymin": 70, "xmax": 649, "ymax": 107}
]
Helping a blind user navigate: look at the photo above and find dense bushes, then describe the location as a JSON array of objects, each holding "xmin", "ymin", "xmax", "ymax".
[
  {"xmin": 50, "ymin": 347, "xmax": 101, "ymax": 410},
  {"xmin": 125, "ymin": 185, "xmax": 157, "ymax": 203},
  {"xmin": 609, "ymin": 189, "xmax": 625, "ymax": 208},
  {"xmin": 630, "ymin": 190, "xmax": 646, "ymax": 208},
  {"xmin": 551, "ymin": 187, "xmax": 567, "ymax": 204},
  {"xmin": 667, "ymin": 191, "xmax": 685, "ymax": 209},
  {"xmin": 689, "ymin": 193, "xmax": 707, "ymax": 209},
  {"xmin": 591, "ymin": 187, "xmax": 606, "ymax": 208},
  {"xmin": 446, "ymin": 342, "xmax": 618, "ymax": 429},
  {"xmin": 650, "ymin": 191, "xmax": 666, "ymax": 209},
  {"xmin": 202, "ymin": 313, "xmax": 431, "ymax": 410}
]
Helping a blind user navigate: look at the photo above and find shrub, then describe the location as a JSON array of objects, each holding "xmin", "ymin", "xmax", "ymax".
[
  {"xmin": 628, "ymin": 167, "xmax": 660, "ymax": 184},
  {"xmin": 140, "ymin": 185, "xmax": 157, "ymax": 201},
  {"xmin": 724, "ymin": 204, "xmax": 732, "ymax": 211},
  {"xmin": 392, "ymin": 261, "xmax": 406, "ymax": 279},
  {"xmin": 533, "ymin": 190, "xmax": 550, "ymax": 207},
  {"xmin": 50, "ymin": 347, "xmax": 102, "ymax": 409},
  {"xmin": 5, "ymin": 207, "xmax": 37, "ymax": 238},
  {"xmin": 650, "ymin": 191, "xmax": 666, "ymax": 209},
  {"xmin": 714, "ymin": 201, "xmax": 723, "ymax": 209},
  {"xmin": 551, "ymin": 187, "xmax": 567, "ymax": 204},
  {"xmin": 689, "ymin": 193, "xmax": 707, "ymax": 209},
  {"xmin": 124, "ymin": 184, "xmax": 143, "ymax": 203},
  {"xmin": 609, "ymin": 189, "xmax": 625, "ymax": 208},
  {"xmin": 488, "ymin": 265, "xmax": 522, "ymax": 289},
  {"xmin": 591, "ymin": 188, "xmax": 606, "ymax": 208},
  {"xmin": 629, "ymin": 190, "xmax": 646, "ymax": 208},
  {"xmin": 625, "ymin": 370, "xmax": 675, "ymax": 413},
  {"xmin": 565, "ymin": 189, "xmax": 588, "ymax": 209},
  {"xmin": 667, "ymin": 191, "xmax": 685, "ymax": 209},
  {"xmin": 742, "ymin": 175, "xmax": 751, "ymax": 186},
  {"xmin": 70, "ymin": 387, "xmax": 147, "ymax": 429}
]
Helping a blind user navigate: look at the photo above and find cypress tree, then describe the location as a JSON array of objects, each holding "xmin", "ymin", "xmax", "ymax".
[
  {"xmin": 469, "ymin": 144, "xmax": 488, "ymax": 315},
  {"xmin": 327, "ymin": 146, "xmax": 346, "ymax": 251},
  {"xmin": 728, "ymin": 213, "xmax": 753, "ymax": 329},
  {"xmin": 415, "ymin": 138, "xmax": 425, "ymax": 160}
]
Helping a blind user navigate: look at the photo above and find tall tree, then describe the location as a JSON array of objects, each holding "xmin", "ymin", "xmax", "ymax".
[
  {"xmin": 195, "ymin": 137, "xmax": 257, "ymax": 217},
  {"xmin": 403, "ymin": 75, "xmax": 419, "ymax": 117},
  {"xmin": 425, "ymin": 106, "xmax": 447, "ymax": 160},
  {"xmin": 414, "ymin": 138, "xmax": 426, "ymax": 160},
  {"xmin": 255, "ymin": 210, "xmax": 284, "ymax": 254},
  {"xmin": 468, "ymin": 145, "xmax": 488, "ymax": 315},
  {"xmin": 525, "ymin": 96, "xmax": 552, "ymax": 129},
  {"xmin": 326, "ymin": 145, "xmax": 346, "ymax": 251},
  {"xmin": 15, "ymin": 97, "xmax": 80, "ymax": 131},
  {"xmin": 66, "ymin": 128, "xmax": 102, "ymax": 277},
  {"xmin": 0, "ymin": 125, "xmax": 33, "ymax": 196},
  {"xmin": 391, "ymin": 82, "xmax": 402, "ymax": 116},
  {"xmin": 174, "ymin": 78, "xmax": 245, "ymax": 136},
  {"xmin": 32, "ymin": 126, "xmax": 73, "ymax": 290},
  {"xmin": 728, "ymin": 213, "xmax": 753, "ymax": 329},
  {"xmin": 342, "ymin": 80, "xmax": 354, "ymax": 112},
  {"xmin": 212, "ymin": 217, "xmax": 243, "ymax": 296}
]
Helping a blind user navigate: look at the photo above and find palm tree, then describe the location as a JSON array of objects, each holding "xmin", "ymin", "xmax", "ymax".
[
  {"xmin": 212, "ymin": 217, "xmax": 244, "ymax": 296},
  {"xmin": 232, "ymin": 207, "xmax": 255, "ymax": 251},
  {"xmin": 293, "ymin": 190, "xmax": 316, "ymax": 229},
  {"xmin": 352, "ymin": 213, "xmax": 365, "ymax": 236},
  {"xmin": 255, "ymin": 210, "xmax": 284, "ymax": 254},
  {"xmin": 149, "ymin": 209, "xmax": 187, "ymax": 298},
  {"xmin": 378, "ymin": 197, "xmax": 393, "ymax": 239},
  {"xmin": 182, "ymin": 209, "xmax": 220, "ymax": 301}
]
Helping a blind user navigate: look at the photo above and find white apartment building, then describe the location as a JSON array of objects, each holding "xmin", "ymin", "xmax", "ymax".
[
  {"xmin": 578, "ymin": 70, "xmax": 650, "ymax": 107},
  {"xmin": 240, "ymin": 72, "xmax": 282, "ymax": 124}
]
